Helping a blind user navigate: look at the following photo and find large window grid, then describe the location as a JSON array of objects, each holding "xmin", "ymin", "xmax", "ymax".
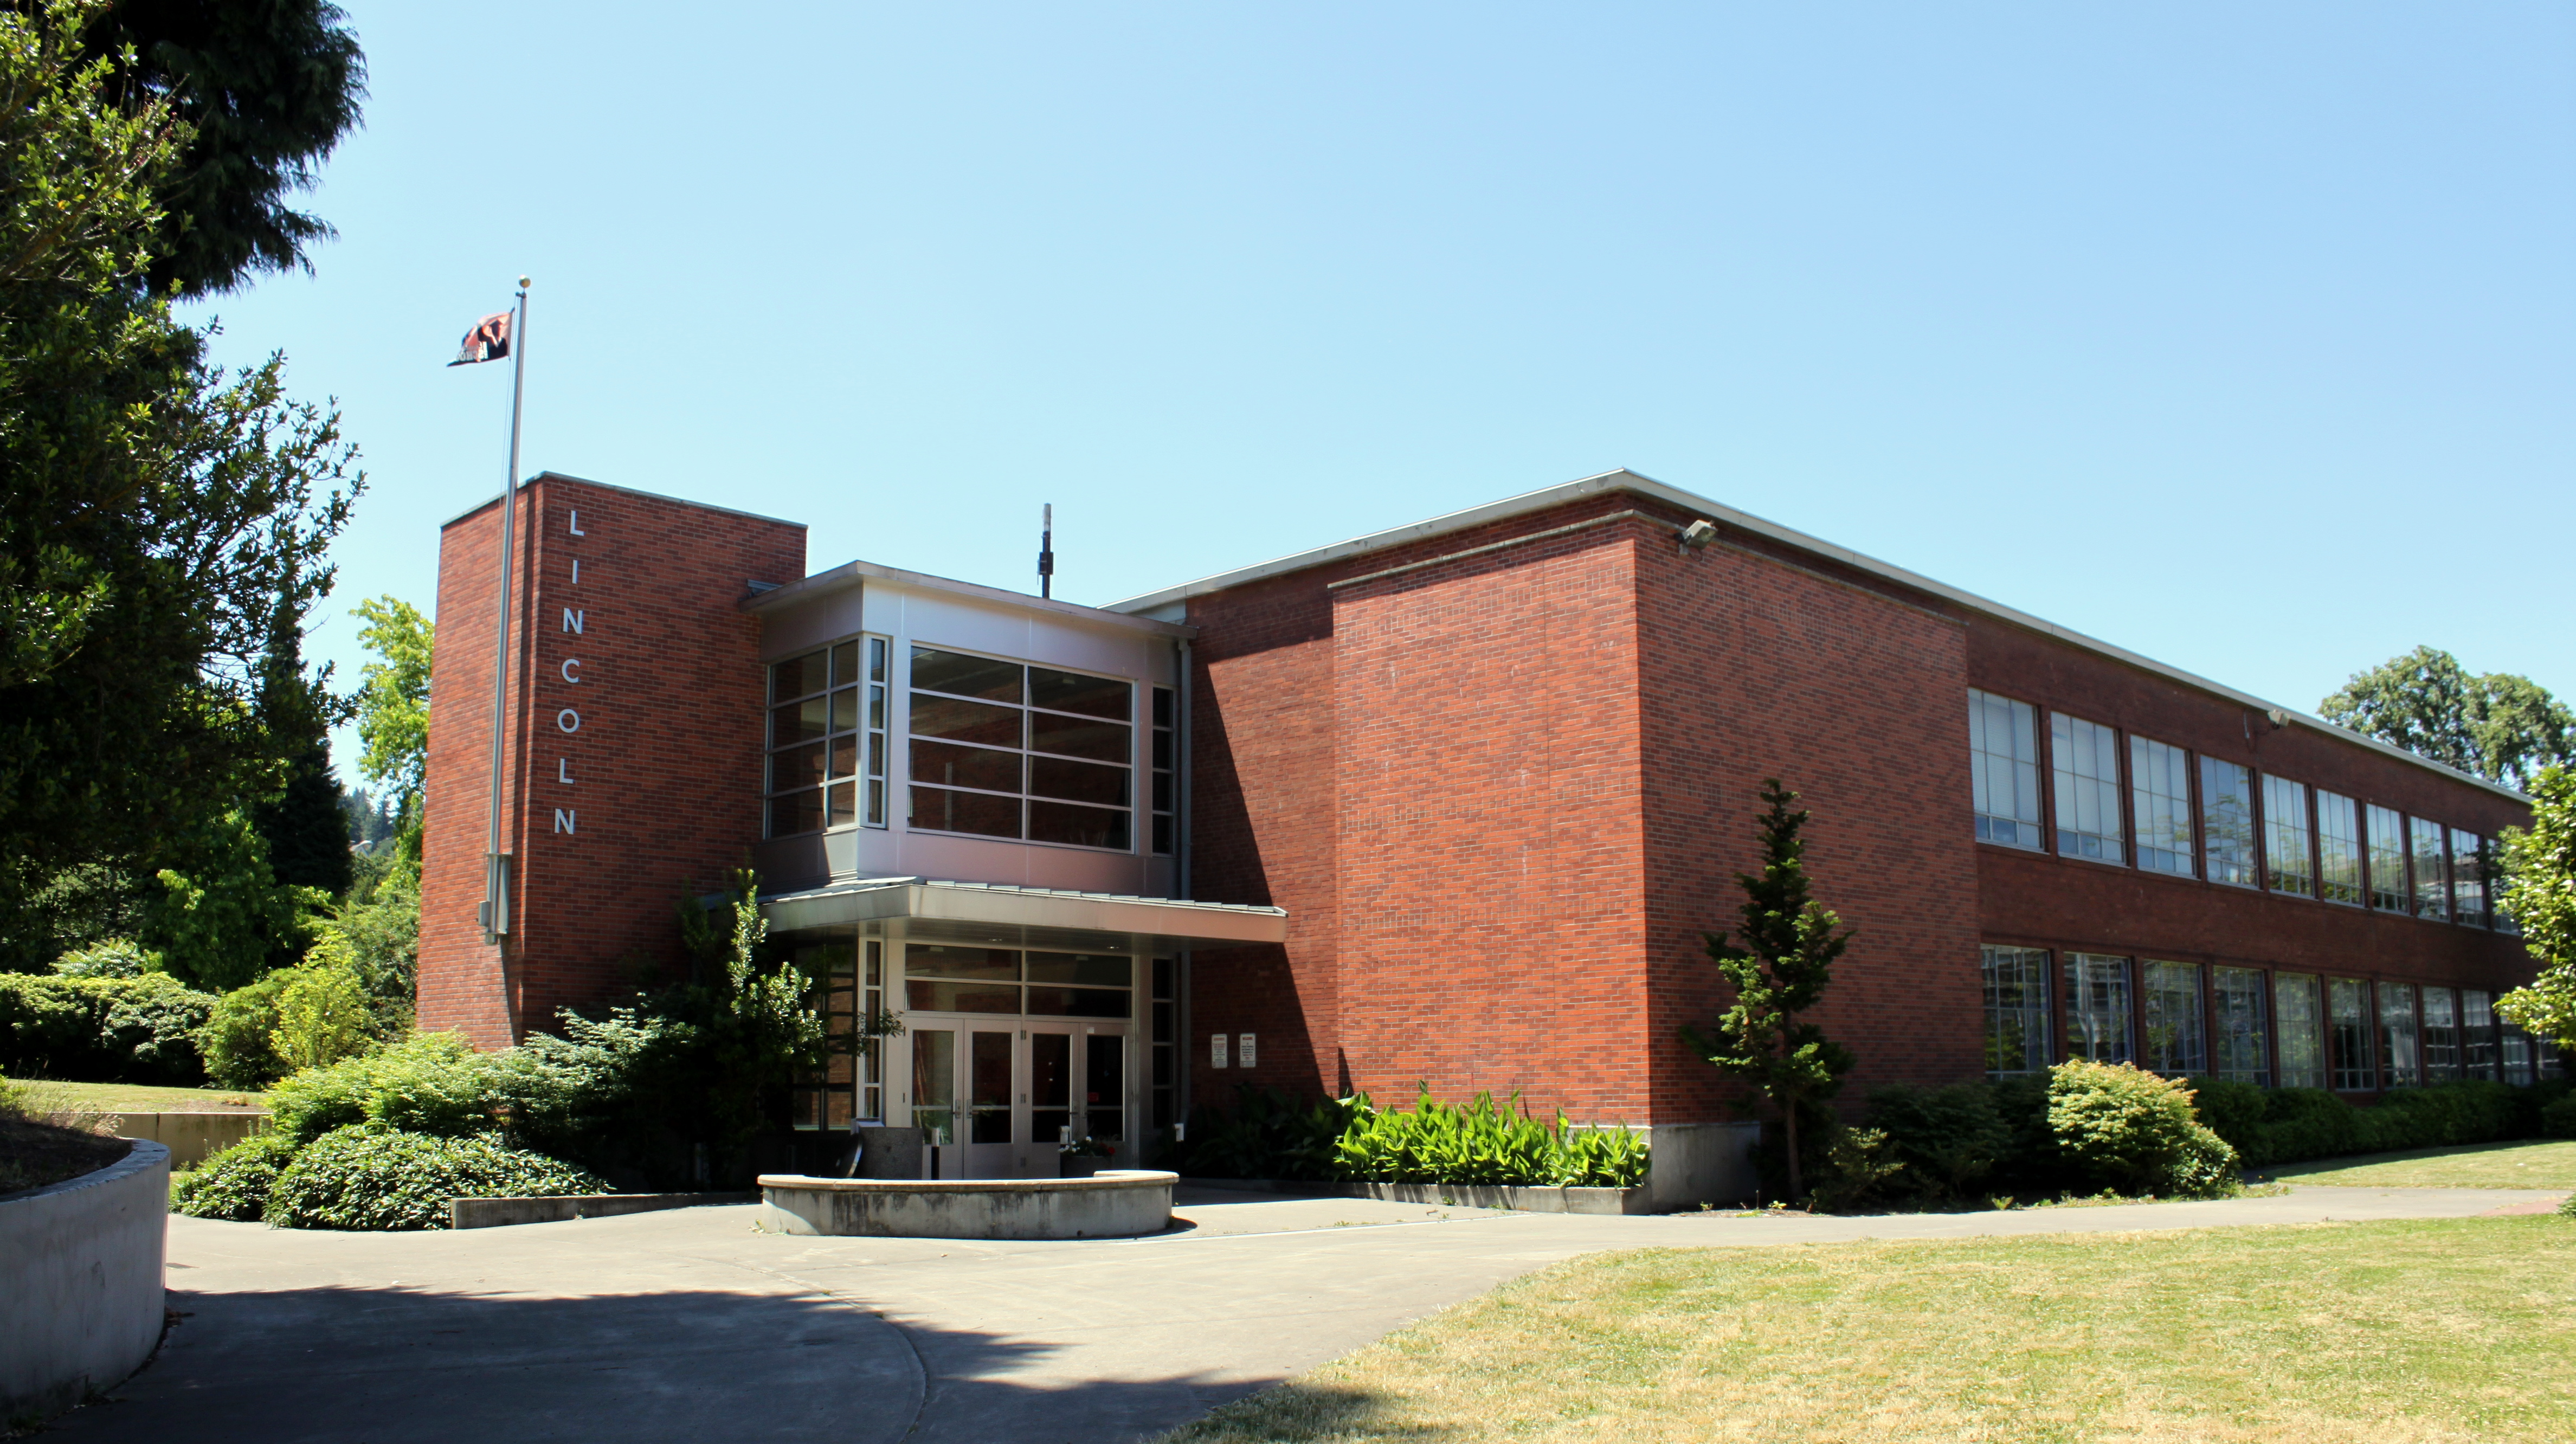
[
  {"xmin": 2200, "ymin": 759, "xmax": 2257, "ymax": 888},
  {"xmin": 907, "ymin": 647, "xmax": 1136, "ymax": 851},
  {"xmin": 2451, "ymin": 830, "xmax": 2487, "ymax": 929},
  {"xmin": 1969, "ymin": 691, "xmax": 2044, "ymax": 849},
  {"xmin": 2262, "ymin": 775, "xmax": 2313, "ymax": 898},
  {"xmin": 903, "ymin": 946, "xmax": 1135, "ymax": 1020},
  {"xmin": 1982, "ymin": 946, "xmax": 2051, "ymax": 1078},
  {"xmin": 2365, "ymin": 804, "xmax": 2408, "ymax": 911},
  {"xmin": 1149, "ymin": 956, "xmax": 1177, "ymax": 1130},
  {"xmin": 2421, "ymin": 986, "xmax": 2458, "ymax": 1081},
  {"xmin": 2212, "ymin": 966, "xmax": 2269, "ymax": 1086},
  {"xmin": 2141, "ymin": 961, "xmax": 2206, "ymax": 1076},
  {"xmin": 2051, "ymin": 715, "xmax": 2124, "ymax": 865},
  {"xmin": 789, "ymin": 937, "xmax": 885, "ymax": 1128},
  {"xmin": 2503, "ymin": 1024, "xmax": 2534, "ymax": 1087},
  {"xmin": 2409, "ymin": 818, "xmax": 2449, "ymax": 921},
  {"xmin": 2316, "ymin": 791, "xmax": 2363, "ymax": 906},
  {"xmin": 2328, "ymin": 979, "xmax": 2374, "ymax": 1092},
  {"xmin": 1150, "ymin": 687, "xmax": 1176, "ymax": 856},
  {"xmin": 2462, "ymin": 989, "xmax": 2498, "ymax": 1080},
  {"xmin": 2130, "ymin": 738, "xmax": 2195, "ymax": 877},
  {"xmin": 2063, "ymin": 954, "xmax": 2134, "ymax": 1063},
  {"xmin": 2274, "ymin": 973, "xmax": 2326, "ymax": 1089},
  {"xmin": 766, "ymin": 636, "xmax": 890, "ymax": 837},
  {"xmin": 2379, "ymin": 982, "xmax": 2420, "ymax": 1087}
]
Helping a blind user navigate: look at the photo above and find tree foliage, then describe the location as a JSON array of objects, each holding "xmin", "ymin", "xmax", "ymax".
[
  {"xmin": 350, "ymin": 594, "xmax": 430, "ymax": 820},
  {"xmin": 0, "ymin": 0, "xmax": 361, "ymax": 970},
  {"xmin": 2320, "ymin": 646, "xmax": 2575, "ymax": 791},
  {"xmin": 250, "ymin": 596, "xmax": 353, "ymax": 895},
  {"xmin": 1681, "ymin": 780, "xmax": 1857, "ymax": 1203},
  {"xmin": 2496, "ymin": 766, "xmax": 2576, "ymax": 1048}
]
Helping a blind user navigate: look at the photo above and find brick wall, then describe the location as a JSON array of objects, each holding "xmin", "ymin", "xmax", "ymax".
[{"xmin": 418, "ymin": 475, "xmax": 804, "ymax": 1046}]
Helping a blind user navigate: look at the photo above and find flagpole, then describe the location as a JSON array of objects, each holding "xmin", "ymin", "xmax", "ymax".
[{"xmin": 481, "ymin": 276, "xmax": 530, "ymax": 944}]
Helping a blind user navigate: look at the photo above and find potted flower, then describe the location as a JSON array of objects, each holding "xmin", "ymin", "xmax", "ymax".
[{"xmin": 1058, "ymin": 1134, "xmax": 1118, "ymax": 1177}]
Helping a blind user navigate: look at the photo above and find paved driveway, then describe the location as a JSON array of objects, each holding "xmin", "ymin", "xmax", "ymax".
[{"xmin": 50, "ymin": 1183, "xmax": 2564, "ymax": 1444}]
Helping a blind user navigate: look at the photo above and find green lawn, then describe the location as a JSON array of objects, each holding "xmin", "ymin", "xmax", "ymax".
[
  {"xmin": 2269, "ymin": 1139, "xmax": 2576, "ymax": 1190},
  {"xmin": 1165, "ymin": 1218, "xmax": 2576, "ymax": 1443},
  {"xmin": 3, "ymin": 1076, "xmax": 266, "ymax": 1114}
]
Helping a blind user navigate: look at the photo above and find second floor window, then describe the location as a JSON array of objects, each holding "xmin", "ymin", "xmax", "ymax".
[
  {"xmin": 908, "ymin": 647, "xmax": 1135, "ymax": 851},
  {"xmin": 2262, "ymin": 775, "xmax": 2313, "ymax": 897},
  {"xmin": 2316, "ymin": 791, "xmax": 2362, "ymax": 905},
  {"xmin": 2051, "ymin": 715, "xmax": 2122, "ymax": 865},
  {"xmin": 767, "ymin": 637, "xmax": 888, "ymax": 837},
  {"xmin": 2130, "ymin": 737, "xmax": 2194, "ymax": 877},
  {"xmin": 2452, "ymin": 830, "xmax": 2488, "ymax": 928},
  {"xmin": 1968, "ymin": 690, "xmax": 2042, "ymax": 849},
  {"xmin": 2200, "ymin": 759, "xmax": 2256, "ymax": 887},
  {"xmin": 2409, "ymin": 817, "xmax": 2449, "ymax": 921},
  {"xmin": 2366, "ymin": 803, "xmax": 2408, "ymax": 911}
]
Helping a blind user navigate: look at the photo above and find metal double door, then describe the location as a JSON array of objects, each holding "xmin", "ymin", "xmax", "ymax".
[{"xmin": 912, "ymin": 1022, "xmax": 1126, "ymax": 1178}]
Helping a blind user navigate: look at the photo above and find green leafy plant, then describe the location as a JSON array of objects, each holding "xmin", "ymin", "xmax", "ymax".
[
  {"xmin": 169, "ymin": 1128, "xmax": 297, "ymax": 1221},
  {"xmin": 198, "ymin": 970, "xmax": 298, "ymax": 1088},
  {"xmin": 53, "ymin": 938, "xmax": 160, "ymax": 977},
  {"xmin": 1681, "ymin": 780, "xmax": 1857, "ymax": 1203},
  {"xmin": 1808, "ymin": 1126, "xmax": 1905, "ymax": 1213},
  {"xmin": 0, "ymin": 971, "xmax": 216, "ymax": 1084},
  {"xmin": 1864, "ymin": 1083, "xmax": 2011, "ymax": 1202},
  {"xmin": 1181, "ymin": 1085, "xmax": 1650, "ymax": 1189},
  {"xmin": 2498, "ymin": 766, "xmax": 2576, "ymax": 1048},
  {"xmin": 267, "ymin": 962, "xmax": 371, "ymax": 1071},
  {"xmin": 261, "ymin": 1124, "xmax": 607, "ymax": 1231},
  {"xmin": 2047, "ymin": 1060, "xmax": 2238, "ymax": 1198}
]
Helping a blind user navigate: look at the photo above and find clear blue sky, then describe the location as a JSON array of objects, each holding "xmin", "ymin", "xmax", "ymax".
[{"xmin": 179, "ymin": 3, "xmax": 2575, "ymax": 787}]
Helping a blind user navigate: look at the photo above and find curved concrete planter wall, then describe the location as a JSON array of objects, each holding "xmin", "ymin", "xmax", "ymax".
[
  {"xmin": 758, "ymin": 1169, "xmax": 1176, "ymax": 1240},
  {"xmin": 0, "ymin": 1140, "xmax": 168, "ymax": 1423}
]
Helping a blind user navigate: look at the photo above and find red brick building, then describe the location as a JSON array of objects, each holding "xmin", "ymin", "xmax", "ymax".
[{"xmin": 419, "ymin": 469, "xmax": 2545, "ymax": 1203}]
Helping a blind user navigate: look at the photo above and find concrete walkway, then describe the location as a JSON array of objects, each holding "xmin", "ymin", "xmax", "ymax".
[{"xmin": 50, "ymin": 1183, "xmax": 2566, "ymax": 1444}]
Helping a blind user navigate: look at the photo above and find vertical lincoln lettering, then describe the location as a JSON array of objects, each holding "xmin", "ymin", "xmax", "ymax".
[
  {"xmin": 561, "ymin": 658, "xmax": 581, "ymax": 682},
  {"xmin": 563, "ymin": 608, "xmax": 583, "ymax": 633},
  {"xmin": 558, "ymin": 758, "xmax": 574, "ymax": 783},
  {"xmin": 557, "ymin": 708, "xmax": 580, "ymax": 732},
  {"xmin": 568, "ymin": 509, "xmax": 584, "ymax": 536},
  {"xmin": 554, "ymin": 809, "xmax": 576, "ymax": 834}
]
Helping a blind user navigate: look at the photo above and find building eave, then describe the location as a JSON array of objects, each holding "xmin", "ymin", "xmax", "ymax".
[{"xmin": 742, "ymin": 557, "xmax": 1194, "ymax": 639}]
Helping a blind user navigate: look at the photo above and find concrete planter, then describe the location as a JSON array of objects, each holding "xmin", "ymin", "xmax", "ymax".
[
  {"xmin": 1, "ymin": 1140, "xmax": 169, "ymax": 1424},
  {"xmin": 1183, "ymin": 1177, "xmax": 1652, "ymax": 1215},
  {"xmin": 758, "ymin": 1169, "xmax": 1175, "ymax": 1239},
  {"xmin": 51, "ymin": 1112, "xmax": 266, "ymax": 1169},
  {"xmin": 450, "ymin": 1191, "xmax": 756, "ymax": 1229}
]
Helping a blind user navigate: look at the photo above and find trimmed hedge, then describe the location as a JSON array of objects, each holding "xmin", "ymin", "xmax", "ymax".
[
  {"xmin": 263, "ymin": 1125, "xmax": 608, "ymax": 1231},
  {"xmin": 2189, "ymin": 1077, "xmax": 2571, "ymax": 1168},
  {"xmin": 0, "ymin": 972, "xmax": 217, "ymax": 1084},
  {"xmin": 169, "ymin": 1130, "xmax": 299, "ymax": 1221}
]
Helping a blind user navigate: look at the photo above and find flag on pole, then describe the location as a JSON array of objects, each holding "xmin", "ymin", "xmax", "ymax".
[{"xmin": 449, "ymin": 311, "xmax": 512, "ymax": 366}]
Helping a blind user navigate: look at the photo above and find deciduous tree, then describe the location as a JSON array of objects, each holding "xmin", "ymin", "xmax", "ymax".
[
  {"xmin": 2321, "ymin": 647, "xmax": 2574, "ymax": 791},
  {"xmin": 2496, "ymin": 767, "xmax": 2576, "ymax": 1048}
]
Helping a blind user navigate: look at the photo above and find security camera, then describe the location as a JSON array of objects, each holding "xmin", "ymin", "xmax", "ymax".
[
  {"xmin": 1679, "ymin": 519, "xmax": 1718, "ymax": 550},
  {"xmin": 2265, "ymin": 708, "xmax": 2289, "ymax": 730}
]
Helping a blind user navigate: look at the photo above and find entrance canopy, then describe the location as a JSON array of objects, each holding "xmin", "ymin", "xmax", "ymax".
[{"xmin": 759, "ymin": 876, "xmax": 1287, "ymax": 954}]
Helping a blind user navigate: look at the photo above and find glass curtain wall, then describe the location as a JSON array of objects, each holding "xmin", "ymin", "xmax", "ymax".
[
  {"xmin": 2052, "ymin": 715, "xmax": 2123, "ymax": 864},
  {"xmin": 1969, "ymin": 692, "xmax": 2044, "ymax": 849},
  {"xmin": 2141, "ymin": 961, "xmax": 2206, "ymax": 1075},
  {"xmin": 2316, "ymin": 792, "xmax": 2363, "ymax": 905},
  {"xmin": 2379, "ymin": 983, "xmax": 2420, "ymax": 1087},
  {"xmin": 2130, "ymin": 737, "xmax": 2195, "ymax": 876},
  {"xmin": 2212, "ymin": 966, "xmax": 2270, "ymax": 1085},
  {"xmin": 2365, "ymin": 804, "xmax": 2409, "ymax": 911},
  {"xmin": 2064, "ymin": 954, "xmax": 2134, "ymax": 1063},
  {"xmin": 2262, "ymin": 776, "xmax": 2313, "ymax": 897},
  {"xmin": 2274, "ymin": 974, "xmax": 2326, "ymax": 1088},
  {"xmin": 2201, "ymin": 760, "xmax": 2257, "ymax": 887},
  {"xmin": 2327, "ymin": 979, "xmax": 2375, "ymax": 1092},
  {"xmin": 1982, "ymin": 945, "xmax": 2051, "ymax": 1077},
  {"xmin": 2422, "ymin": 987, "xmax": 2459, "ymax": 1081}
]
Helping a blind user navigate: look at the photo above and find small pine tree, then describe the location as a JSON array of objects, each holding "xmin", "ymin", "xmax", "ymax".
[
  {"xmin": 250, "ymin": 596, "xmax": 353, "ymax": 899},
  {"xmin": 1682, "ymin": 779, "xmax": 1858, "ymax": 1203}
]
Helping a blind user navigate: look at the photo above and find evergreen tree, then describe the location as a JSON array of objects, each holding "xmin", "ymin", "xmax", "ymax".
[
  {"xmin": 1682, "ymin": 780, "xmax": 1857, "ymax": 1203},
  {"xmin": 249, "ymin": 595, "xmax": 351, "ymax": 897}
]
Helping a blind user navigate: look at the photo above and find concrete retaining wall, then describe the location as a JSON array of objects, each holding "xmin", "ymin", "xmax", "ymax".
[
  {"xmin": 758, "ymin": 1170, "xmax": 1175, "ymax": 1239},
  {"xmin": 451, "ymin": 1191, "xmax": 756, "ymax": 1229},
  {"xmin": 50, "ymin": 1112, "xmax": 267, "ymax": 1170},
  {"xmin": 1182, "ymin": 1177, "xmax": 1651, "ymax": 1214},
  {"xmin": 0, "ymin": 1140, "xmax": 169, "ymax": 1424}
]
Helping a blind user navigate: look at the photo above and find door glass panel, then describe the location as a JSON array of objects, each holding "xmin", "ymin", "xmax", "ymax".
[
  {"xmin": 1086, "ymin": 1034, "xmax": 1124, "ymax": 1144},
  {"xmin": 1031, "ymin": 1033, "xmax": 1072, "ymax": 1148},
  {"xmin": 907, "ymin": 981, "xmax": 1020, "ymax": 1014},
  {"xmin": 1027, "ymin": 985, "xmax": 1131, "ymax": 1018},
  {"xmin": 911, "ymin": 1030, "xmax": 955, "ymax": 1147},
  {"xmin": 969, "ymin": 1031, "xmax": 1013, "ymax": 1144}
]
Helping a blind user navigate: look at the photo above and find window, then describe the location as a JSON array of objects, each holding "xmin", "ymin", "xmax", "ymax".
[
  {"xmin": 2462, "ymin": 989, "xmax": 2498, "ymax": 1080},
  {"xmin": 1150, "ymin": 687, "xmax": 1176, "ymax": 856},
  {"xmin": 2212, "ymin": 966, "xmax": 2270, "ymax": 1086},
  {"xmin": 2328, "ymin": 979, "xmax": 2375, "ymax": 1092},
  {"xmin": 2201, "ymin": 759, "xmax": 2257, "ymax": 887},
  {"xmin": 2365, "ymin": 804, "xmax": 2409, "ymax": 911},
  {"xmin": 789, "ymin": 937, "xmax": 886, "ymax": 1127},
  {"xmin": 2316, "ymin": 792, "xmax": 2362, "ymax": 905},
  {"xmin": 2379, "ymin": 982, "xmax": 2420, "ymax": 1087},
  {"xmin": 2421, "ymin": 986, "xmax": 2458, "ymax": 1081},
  {"xmin": 903, "ymin": 946, "xmax": 1134, "ymax": 1019},
  {"xmin": 1968, "ymin": 691, "xmax": 2043, "ymax": 849},
  {"xmin": 2262, "ymin": 775, "xmax": 2313, "ymax": 898},
  {"xmin": 766, "ymin": 637, "xmax": 889, "ymax": 836},
  {"xmin": 1149, "ymin": 956, "xmax": 1177, "ymax": 1129},
  {"xmin": 2130, "ymin": 738, "xmax": 2195, "ymax": 876},
  {"xmin": 2451, "ymin": 830, "xmax": 2487, "ymax": 929},
  {"xmin": 2540, "ymin": 1036, "xmax": 2565, "ymax": 1083},
  {"xmin": 1982, "ymin": 945, "xmax": 2051, "ymax": 1077},
  {"xmin": 2409, "ymin": 817, "xmax": 2449, "ymax": 921},
  {"xmin": 2065, "ymin": 954, "xmax": 2133, "ymax": 1063},
  {"xmin": 2141, "ymin": 961, "xmax": 2206, "ymax": 1075},
  {"xmin": 2503, "ymin": 1024, "xmax": 2534, "ymax": 1087},
  {"xmin": 907, "ymin": 647, "xmax": 1135, "ymax": 850},
  {"xmin": 2052, "ymin": 715, "xmax": 2123, "ymax": 864},
  {"xmin": 2274, "ymin": 973, "xmax": 2325, "ymax": 1088}
]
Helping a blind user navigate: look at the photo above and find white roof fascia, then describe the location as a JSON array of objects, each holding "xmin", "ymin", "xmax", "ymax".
[
  {"xmin": 746, "ymin": 557, "xmax": 1194, "ymax": 639},
  {"xmin": 1105, "ymin": 468, "xmax": 2528, "ymax": 806}
]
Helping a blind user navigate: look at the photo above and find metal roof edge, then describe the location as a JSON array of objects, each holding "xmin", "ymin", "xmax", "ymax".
[
  {"xmin": 1106, "ymin": 468, "xmax": 2530, "ymax": 807},
  {"xmin": 743, "ymin": 557, "xmax": 1195, "ymax": 639},
  {"xmin": 440, "ymin": 471, "xmax": 807, "ymax": 532}
]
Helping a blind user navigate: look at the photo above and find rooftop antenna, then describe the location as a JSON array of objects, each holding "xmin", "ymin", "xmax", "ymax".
[{"xmin": 1038, "ymin": 503, "xmax": 1055, "ymax": 599}]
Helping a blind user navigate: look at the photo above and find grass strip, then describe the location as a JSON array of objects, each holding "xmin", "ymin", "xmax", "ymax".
[
  {"xmin": 2, "ymin": 1076, "xmax": 267, "ymax": 1113},
  {"xmin": 1167, "ymin": 1217, "xmax": 2576, "ymax": 1443},
  {"xmin": 2269, "ymin": 1139, "xmax": 2576, "ymax": 1190}
]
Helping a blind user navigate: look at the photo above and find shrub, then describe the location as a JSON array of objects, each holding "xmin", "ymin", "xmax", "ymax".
[
  {"xmin": 269, "ymin": 963, "xmax": 373, "ymax": 1071},
  {"xmin": 266, "ymin": 1032, "xmax": 500, "ymax": 1144},
  {"xmin": 1178, "ymin": 1085, "xmax": 1650, "ymax": 1189},
  {"xmin": 171, "ymin": 1130, "xmax": 299, "ymax": 1221},
  {"xmin": 1809, "ymin": 1126, "xmax": 1904, "ymax": 1212},
  {"xmin": 199, "ymin": 971, "xmax": 297, "ymax": 1088},
  {"xmin": 2047, "ymin": 1060, "xmax": 2237, "ymax": 1198},
  {"xmin": 53, "ymin": 939, "xmax": 162, "ymax": 978},
  {"xmin": 2542, "ymin": 1094, "xmax": 2576, "ymax": 1140},
  {"xmin": 1865, "ymin": 1083, "xmax": 2010, "ymax": 1201},
  {"xmin": 2181, "ymin": 1076, "xmax": 2269, "ymax": 1164},
  {"xmin": 262, "ymin": 1125, "xmax": 607, "ymax": 1230},
  {"xmin": 99, "ymin": 974, "xmax": 215, "ymax": 1084},
  {"xmin": 0, "ymin": 972, "xmax": 218, "ymax": 1084}
]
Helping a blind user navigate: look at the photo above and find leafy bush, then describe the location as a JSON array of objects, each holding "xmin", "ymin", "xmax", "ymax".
[
  {"xmin": 199, "ymin": 970, "xmax": 297, "ymax": 1088},
  {"xmin": 0, "ymin": 972, "xmax": 217, "ymax": 1084},
  {"xmin": 269, "ymin": 963, "xmax": 372, "ymax": 1071},
  {"xmin": 1809, "ymin": 1126, "xmax": 1904, "ymax": 1212},
  {"xmin": 262, "ymin": 1125, "xmax": 608, "ymax": 1230},
  {"xmin": 53, "ymin": 938, "xmax": 162, "ymax": 978},
  {"xmin": 2179, "ymin": 1076, "xmax": 2268, "ymax": 1162},
  {"xmin": 2542, "ymin": 1094, "xmax": 2576, "ymax": 1140},
  {"xmin": 2047, "ymin": 1061, "xmax": 2238, "ymax": 1198},
  {"xmin": 266, "ymin": 1032, "xmax": 501, "ymax": 1144},
  {"xmin": 1864, "ymin": 1084, "xmax": 2011, "ymax": 1201},
  {"xmin": 1177, "ymin": 1085, "xmax": 1349, "ymax": 1181},
  {"xmin": 170, "ymin": 1129, "xmax": 299, "ymax": 1221},
  {"xmin": 1180, "ymin": 1085, "xmax": 1650, "ymax": 1189}
]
